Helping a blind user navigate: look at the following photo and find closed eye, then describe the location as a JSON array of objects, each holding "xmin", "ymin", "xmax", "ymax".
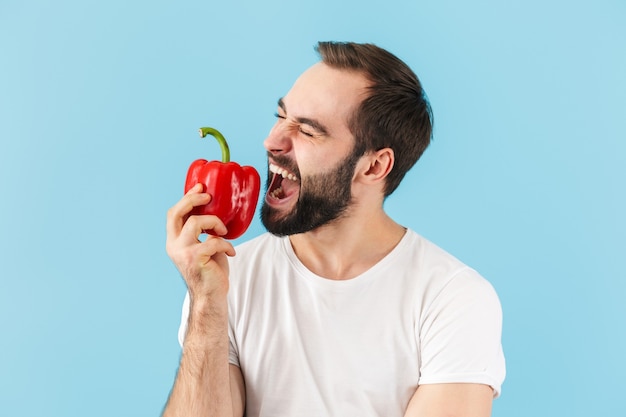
[
  {"xmin": 298, "ymin": 127, "xmax": 314, "ymax": 137},
  {"xmin": 275, "ymin": 112, "xmax": 316, "ymax": 138}
]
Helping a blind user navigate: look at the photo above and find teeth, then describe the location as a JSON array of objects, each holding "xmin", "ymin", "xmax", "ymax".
[
  {"xmin": 269, "ymin": 163, "xmax": 298, "ymax": 182},
  {"xmin": 270, "ymin": 186, "xmax": 284, "ymax": 199}
]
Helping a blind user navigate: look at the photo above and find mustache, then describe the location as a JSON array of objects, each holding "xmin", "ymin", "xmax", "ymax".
[{"xmin": 266, "ymin": 152, "xmax": 301, "ymax": 177}]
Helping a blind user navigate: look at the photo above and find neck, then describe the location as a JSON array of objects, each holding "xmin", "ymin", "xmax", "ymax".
[{"xmin": 288, "ymin": 207, "xmax": 406, "ymax": 280}]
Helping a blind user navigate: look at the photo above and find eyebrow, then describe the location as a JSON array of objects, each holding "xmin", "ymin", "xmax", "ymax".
[{"xmin": 277, "ymin": 98, "xmax": 329, "ymax": 136}]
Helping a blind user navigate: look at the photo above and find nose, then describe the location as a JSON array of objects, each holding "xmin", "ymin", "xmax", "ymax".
[{"xmin": 263, "ymin": 120, "xmax": 293, "ymax": 155}]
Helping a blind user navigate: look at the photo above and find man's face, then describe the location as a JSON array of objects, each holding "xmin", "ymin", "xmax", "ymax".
[{"xmin": 260, "ymin": 63, "xmax": 370, "ymax": 236}]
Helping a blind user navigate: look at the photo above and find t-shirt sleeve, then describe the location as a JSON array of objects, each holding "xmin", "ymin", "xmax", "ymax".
[
  {"xmin": 417, "ymin": 268, "xmax": 506, "ymax": 397},
  {"xmin": 177, "ymin": 291, "xmax": 190, "ymax": 348},
  {"xmin": 227, "ymin": 320, "xmax": 240, "ymax": 367}
]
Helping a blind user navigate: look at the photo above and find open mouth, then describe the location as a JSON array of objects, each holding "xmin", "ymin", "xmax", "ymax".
[{"xmin": 267, "ymin": 163, "xmax": 299, "ymax": 202}]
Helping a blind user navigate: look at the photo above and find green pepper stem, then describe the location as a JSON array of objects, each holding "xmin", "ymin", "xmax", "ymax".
[{"xmin": 198, "ymin": 127, "xmax": 230, "ymax": 163}]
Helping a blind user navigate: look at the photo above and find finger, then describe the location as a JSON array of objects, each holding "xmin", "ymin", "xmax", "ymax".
[
  {"xmin": 185, "ymin": 182, "xmax": 204, "ymax": 195},
  {"xmin": 166, "ymin": 187, "xmax": 211, "ymax": 238},
  {"xmin": 179, "ymin": 214, "xmax": 229, "ymax": 245},
  {"xmin": 197, "ymin": 236, "xmax": 237, "ymax": 259}
]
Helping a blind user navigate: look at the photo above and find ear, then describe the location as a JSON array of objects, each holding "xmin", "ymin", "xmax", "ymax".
[{"xmin": 356, "ymin": 148, "xmax": 395, "ymax": 185}]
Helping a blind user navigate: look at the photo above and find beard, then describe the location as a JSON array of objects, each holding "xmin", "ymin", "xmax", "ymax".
[{"xmin": 261, "ymin": 149, "xmax": 363, "ymax": 236}]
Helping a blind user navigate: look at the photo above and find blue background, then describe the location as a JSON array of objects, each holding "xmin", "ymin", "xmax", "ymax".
[{"xmin": 1, "ymin": 0, "xmax": 624, "ymax": 416}]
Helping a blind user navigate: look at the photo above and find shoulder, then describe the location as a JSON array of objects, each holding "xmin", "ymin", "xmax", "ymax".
[
  {"xmin": 404, "ymin": 229, "xmax": 468, "ymax": 271},
  {"xmin": 402, "ymin": 230, "xmax": 484, "ymax": 285},
  {"xmin": 402, "ymin": 229, "xmax": 500, "ymax": 310}
]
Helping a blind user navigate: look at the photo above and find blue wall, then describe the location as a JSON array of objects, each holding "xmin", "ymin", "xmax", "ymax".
[{"xmin": 1, "ymin": 1, "xmax": 624, "ymax": 416}]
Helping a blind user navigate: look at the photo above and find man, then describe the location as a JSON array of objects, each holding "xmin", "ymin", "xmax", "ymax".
[{"xmin": 163, "ymin": 41, "xmax": 505, "ymax": 417}]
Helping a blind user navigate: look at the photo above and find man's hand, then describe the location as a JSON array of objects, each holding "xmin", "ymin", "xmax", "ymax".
[{"xmin": 166, "ymin": 183, "xmax": 236, "ymax": 301}]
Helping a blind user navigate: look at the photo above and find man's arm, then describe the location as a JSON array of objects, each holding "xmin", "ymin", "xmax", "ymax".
[
  {"xmin": 162, "ymin": 184, "xmax": 245, "ymax": 417},
  {"xmin": 162, "ymin": 296, "xmax": 245, "ymax": 417},
  {"xmin": 404, "ymin": 383, "xmax": 493, "ymax": 417}
]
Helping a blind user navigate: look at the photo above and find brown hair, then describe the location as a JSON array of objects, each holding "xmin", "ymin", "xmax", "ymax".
[{"xmin": 316, "ymin": 41, "xmax": 433, "ymax": 197}]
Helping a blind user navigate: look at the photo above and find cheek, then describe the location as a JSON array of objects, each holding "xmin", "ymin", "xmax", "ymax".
[{"xmin": 300, "ymin": 145, "xmax": 341, "ymax": 170}]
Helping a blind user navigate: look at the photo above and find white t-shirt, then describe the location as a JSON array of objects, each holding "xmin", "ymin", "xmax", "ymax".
[{"xmin": 178, "ymin": 229, "xmax": 505, "ymax": 417}]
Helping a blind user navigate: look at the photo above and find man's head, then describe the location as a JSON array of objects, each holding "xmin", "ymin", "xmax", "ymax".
[
  {"xmin": 261, "ymin": 41, "xmax": 432, "ymax": 236},
  {"xmin": 316, "ymin": 41, "xmax": 433, "ymax": 197}
]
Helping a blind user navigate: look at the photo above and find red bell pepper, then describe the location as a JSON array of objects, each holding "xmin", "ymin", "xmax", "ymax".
[{"xmin": 184, "ymin": 127, "xmax": 261, "ymax": 239}]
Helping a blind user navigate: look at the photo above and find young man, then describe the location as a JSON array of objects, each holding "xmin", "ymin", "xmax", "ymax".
[{"xmin": 163, "ymin": 42, "xmax": 505, "ymax": 417}]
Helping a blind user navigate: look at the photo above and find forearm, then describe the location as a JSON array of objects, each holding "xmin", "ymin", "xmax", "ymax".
[
  {"xmin": 404, "ymin": 384, "xmax": 493, "ymax": 417},
  {"xmin": 163, "ymin": 296, "xmax": 234, "ymax": 417}
]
